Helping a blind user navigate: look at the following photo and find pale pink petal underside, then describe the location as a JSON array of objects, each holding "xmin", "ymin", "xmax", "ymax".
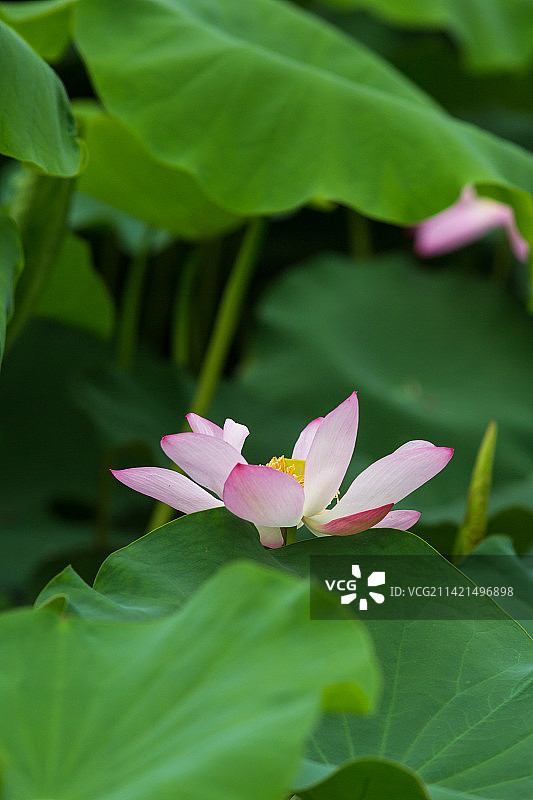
[
  {"xmin": 223, "ymin": 418, "xmax": 249, "ymax": 452},
  {"xmin": 186, "ymin": 413, "xmax": 223, "ymax": 438},
  {"xmin": 255, "ymin": 525, "xmax": 284, "ymax": 549},
  {"xmin": 111, "ymin": 467, "xmax": 223, "ymax": 514},
  {"xmin": 292, "ymin": 416, "xmax": 324, "ymax": 460},
  {"xmin": 372, "ymin": 509, "xmax": 421, "ymax": 530},
  {"xmin": 333, "ymin": 444, "xmax": 453, "ymax": 517},
  {"xmin": 414, "ymin": 186, "xmax": 528, "ymax": 260},
  {"xmin": 303, "ymin": 392, "xmax": 359, "ymax": 517},
  {"xmin": 161, "ymin": 433, "xmax": 246, "ymax": 498},
  {"xmin": 223, "ymin": 464, "xmax": 304, "ymax": 528},
  {"xmin": 304, "ymin": 503, "xmax": 393, "ymax": 536}
]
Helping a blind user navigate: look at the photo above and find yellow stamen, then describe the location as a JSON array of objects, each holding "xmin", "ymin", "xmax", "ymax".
[{"xmin": 265, "ymin": 455, "xmax": 305, "ymax": 486}]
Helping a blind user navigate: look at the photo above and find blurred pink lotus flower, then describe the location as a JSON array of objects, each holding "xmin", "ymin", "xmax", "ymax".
[
  {"xmin": 414, "ymin": 185, "xmax": 529, "ymax": 262},
  {"xmin": 112, "ymin": 394, "xmax": 453, "ymax": 548}
]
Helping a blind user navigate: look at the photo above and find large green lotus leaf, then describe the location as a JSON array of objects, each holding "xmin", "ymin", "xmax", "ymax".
[
  {"xmin": 0, "ymin": 20, "xmax": 81, "ymax": 175},
  {"xmin": 324, "ymin": 17, "xmax": 533, "ymax": 154},
  {"xmin": 35, "ymin": 232, "xmax": 115, "ymax": 339},
  {"xmin": 234, "ymin": 253, "xmax": 533, "ymax": 524},
  {"xmin": 0, "ymin": 215, "xmax": 22, "ymax": 367},
  {"xmin": 77, "ymin": 105, "xmax": 242, "ymax": 239},
  {"xmin": 36, "ymin": 510, "xmax": 533, "ymax": 799},
  {"xmin": 0, "ymin": 0, "xmax": 76, "ymax": 62},
  {"xmin": 74, "ymin": 0, "xmax": 533, "ymax": 238},
  {"xmin": 0, "ymin": 562, "xmax": 379, "ymax": 800},
  {"xmin": 320, "ymin": 0, "xmax": 533, "ymax": 73}
]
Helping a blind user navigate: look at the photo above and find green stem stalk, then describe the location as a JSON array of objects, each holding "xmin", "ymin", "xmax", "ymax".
[
  {"xmin": 189, "ymin": 217, "xmax": 266, "ymax": 415},
  {"xmin": 172, "ymin": 239, "xmax": 221, "ymax": 371},
  {"xmin": 147, "ymin": 217, "xmax": 267, "ymax": 532},
  {"xmin": 116, "ymin": 229, "xmax": 152, "ymax": 371},
  {"xmin": 172, "ymin": 245, "xmax": 202, "ymax": 370},
  {"xmin": 347, "ymin": 208, "xmax": 372, "ymax": 259}
]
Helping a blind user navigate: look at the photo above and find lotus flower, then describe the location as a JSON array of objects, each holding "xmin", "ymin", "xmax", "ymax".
[
  {"xmin": 414, "ymin": 185, "xmax": 529, "ymax": 262},
  {"xmin": 112, "ymin": 393, "xmax": 453, "ymax": 548}
]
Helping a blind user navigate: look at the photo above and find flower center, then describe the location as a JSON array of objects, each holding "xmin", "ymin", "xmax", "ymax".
[{"xmin": 266, "ymin": 455, "xmax": 305, "ymax": 486}]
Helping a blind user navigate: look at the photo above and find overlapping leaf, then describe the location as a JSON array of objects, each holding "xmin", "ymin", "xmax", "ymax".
[
  {"xmin": 1, "ymin": 562, "xmax": 379, "ymax": 800},
  {"xmin": 74, "ymin": 0, "xmax": 533, "ymax": 250},
  {"xmin": 0, "ymin": 20, "xmax": 81, "ymax": 174},
  {"xmin": 0, "ymin": 0, "xmax": 76, "ymax": 62}
]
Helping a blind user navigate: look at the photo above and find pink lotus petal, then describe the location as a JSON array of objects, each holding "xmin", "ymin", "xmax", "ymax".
[
  {"xmin": 303, "ymin": 392, "xmax": 359, "ymax": 518},
  {"xmin": 255, "ymin": 525, "xmax": 284, "ymax": 549},
  {"xmin": 223, "ymin": 418, "xmax": 249, "ymax": 452},
  {"xmin": 223, "ymin": 464, "xmax": 304, "ymax": 528},
  {"xmin": 187, "ymin": 413, "xmax": 249, "ymax": 453},
  {"xmin": 414, "ymin": 186, "xmax": 529, "ymax": 262},
  {"xmin": 186, "ymin": 413, "xmax": 223, "ymax": 438},
  {"xmin": 292, "ymin": 416, "xmax": 323, "ymax": 460},
  {"xmin": 111, "ymin": 467, "xmax": 223, "ymax": 514},
  {"xmin": 304, "ymin": 503, "xmax": 393, "ymax": 536},
  {"xmin": 372, "ymin": 509, "xmax": 421, "ymax": 530},
  {"xmin": 161, "ymin": 433, "xmax": 246, "ymax": 498},
  {"xmin": 332, "ymin": 444, "xmax": 453, "ymax": 518}
]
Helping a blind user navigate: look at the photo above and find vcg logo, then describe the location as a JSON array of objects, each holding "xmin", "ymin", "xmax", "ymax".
[{"xmin": 325, "ymin": 564, "xmax": 386, "ymax": 611}]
